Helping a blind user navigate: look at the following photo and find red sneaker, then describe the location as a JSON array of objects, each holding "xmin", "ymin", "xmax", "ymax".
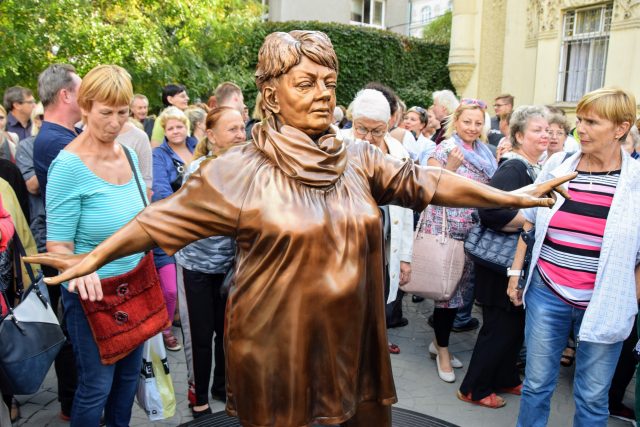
[{"xmin": 188, "ymin": 381, "xmax": 197, "ymax": 408}]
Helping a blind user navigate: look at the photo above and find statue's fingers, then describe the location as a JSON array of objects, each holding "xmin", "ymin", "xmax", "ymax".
[
  {"xmin": 43, "ymin": 269, "xmax": 79, "ymax": 285},
  {"xmin": 553, "ymin": 185, "xmax": 571, "ymax": 200},
  {"xmin": 23, "ymin": 254, "xmax": 68, "ymax": 271},
  {"xmin": 541, "ymin": 172, "xmax": 578, "ymax": 191}
]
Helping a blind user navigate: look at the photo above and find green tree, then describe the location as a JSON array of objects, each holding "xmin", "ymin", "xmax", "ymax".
[{"xmin": 422, "ymin": 10, "xmax": 451, "ymax": 45}]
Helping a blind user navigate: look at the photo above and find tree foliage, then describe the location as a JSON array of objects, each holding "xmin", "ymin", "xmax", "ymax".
[
  {"xmin": 422, "ymin": 10, "xmax": 452, "ymax": 45},
  {"xmin": 0, "ymin": 2, "xmax": 452, "ymax": 112}
]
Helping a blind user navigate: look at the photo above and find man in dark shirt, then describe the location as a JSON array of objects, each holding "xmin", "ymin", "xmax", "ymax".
[
  {"xmin": 130, "ymin": 93, "xmax": 155, "ymax": 139},
  {"xmin": 33, "ymin": 65, "xmax": 82, "ymax": 197},
  {"xmin": 3, "ymin": 86, "xmax": 35, "ymax": 141},
  {"xmin": 31, "ymin": 63, "xmax": 82, "ymax": 420}
]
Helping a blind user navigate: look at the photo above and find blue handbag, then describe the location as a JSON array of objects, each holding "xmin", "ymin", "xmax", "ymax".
[{"xmin": 0, "ymin": 235, "xmax": 65, "ymax": 395}]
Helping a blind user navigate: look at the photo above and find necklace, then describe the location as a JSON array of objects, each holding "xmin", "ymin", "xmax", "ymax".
[{"xmin": 585, "ymin": 154, "xmax": 620, "ymax": 190}]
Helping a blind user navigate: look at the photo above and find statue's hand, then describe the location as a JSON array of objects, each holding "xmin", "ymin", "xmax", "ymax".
[
  {"xmin": 508, "ymin": 172, "xmax": 577, "ymax": 208},
  {"xmin": 23, "ymin": 252, "xmax": 98, "ymax": 286}
]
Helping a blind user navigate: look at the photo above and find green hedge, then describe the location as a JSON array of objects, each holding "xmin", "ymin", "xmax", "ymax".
[{"xmin": 220, "ymin": 21, "xmax": 454, "ymax": 111}]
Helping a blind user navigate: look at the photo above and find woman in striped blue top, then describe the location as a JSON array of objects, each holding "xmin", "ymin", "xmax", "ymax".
[{"xmin": 45, "ymin": 65, "xmax": 147, "ymax": 427}]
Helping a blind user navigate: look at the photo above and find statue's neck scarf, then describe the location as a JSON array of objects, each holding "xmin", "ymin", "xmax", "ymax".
[{"xmin": 252, "ymin": 116, "xmax": 347, "ymax": 187}]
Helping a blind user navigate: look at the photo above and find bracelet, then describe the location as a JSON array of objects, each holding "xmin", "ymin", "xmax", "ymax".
[{"xmin": 507, "ymin": 268, "xmax": 524, "ymax": 277}]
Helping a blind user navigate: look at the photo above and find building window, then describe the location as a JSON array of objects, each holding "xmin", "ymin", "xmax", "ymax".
[
  {"xmin": 557, "ymin": 3, "xmax": 612, "ymax": 102},
  {"xmin": 421, "ymin": 6, "xmax": 432, "ymax": 24},
  {"xmin": 351, "ymin": 0, "xmax": 385, "ymax": 28}
]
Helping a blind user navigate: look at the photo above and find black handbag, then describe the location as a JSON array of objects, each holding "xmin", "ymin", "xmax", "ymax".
[
  {"xmin": 0, "ymin": 234, "xmax": 66, "ymax": 395},
  {"xmin": 464, "ymin": 219, "xmax": 519, "ymax": 275}
]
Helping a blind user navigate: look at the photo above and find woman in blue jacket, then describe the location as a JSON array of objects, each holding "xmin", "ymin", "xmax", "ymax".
[{"xmin": 152, "ymin": 106, "xmax": 196, "ymax": 351}]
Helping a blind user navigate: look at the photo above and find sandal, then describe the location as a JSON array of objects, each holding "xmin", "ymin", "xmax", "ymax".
[
  {"xmin": 388, "ymin": 343, "xmax": 401, "ymax": 354},
  {"xmin": 560, "ymin": 346, "xmax": 575, "ymax": 367},
  {"xmin": 457, "ymin": 390, "xmax": 505, "ymax": 409},
  {"xmin": 497, "ymin": 383, "xmax": 522, "ymax": 396}
]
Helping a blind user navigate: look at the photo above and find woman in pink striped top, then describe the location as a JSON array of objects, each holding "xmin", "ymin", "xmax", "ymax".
[{"xmin": 507, "ymin": 88, "xmax": 640, "ymax": 427}]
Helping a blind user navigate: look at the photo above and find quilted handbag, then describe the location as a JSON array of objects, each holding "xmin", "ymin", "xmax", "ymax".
[
  {"xmin": 401, "ymin": 207, "xmax": 465, "ymax": 300},
  {"xmin": 464, "ymin": 221, "xmax": 518, "ymax": 275},
  {"xmin": 0, "ymin": 235, "xmax": 65, "ymax": 395}
]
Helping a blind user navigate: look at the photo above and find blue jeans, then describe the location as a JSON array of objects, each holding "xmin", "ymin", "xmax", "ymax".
[
  {"xmin": 62, "ymin": 287, "xmax": 143, "ymax": 427},
  {"xmin": 517, "ymin": 269, "xmax": 622, "ymax": 427}
]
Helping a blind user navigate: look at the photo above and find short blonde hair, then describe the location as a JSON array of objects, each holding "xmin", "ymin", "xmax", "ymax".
[
  {"xmin": 78, "ymin": 65, "xmax": 133, "ymax": 112},
  {"xmin": 576, "ymin": 87, "xmax": 636, "ymax": 126},
  {"xmin": 445, "ymin": 103, "xmax": 487, "ymax": 142},
  {"xmin": 158, "ymin": 106, "xmax": 188, "ymax": 129}
]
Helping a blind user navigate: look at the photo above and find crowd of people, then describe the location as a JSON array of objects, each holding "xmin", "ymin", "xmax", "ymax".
[{"xmin": 0, "ymin": 29, "xmax": 639, "ymax": 427}]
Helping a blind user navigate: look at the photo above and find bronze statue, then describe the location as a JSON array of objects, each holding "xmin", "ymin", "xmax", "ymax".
[{"xmin": 28, "ymin": 31, "xmax": 574, "ymax": 426}]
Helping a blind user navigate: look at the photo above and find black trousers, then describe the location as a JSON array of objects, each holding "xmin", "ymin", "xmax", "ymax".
[
  {"xmin": 43, "ymin": 265, "xmax": 77, "ymax": 415},
  {"xmin": 433, "ymin": 307, "xmax": 457, "ymax": 347},
  {"xmin": 182, "ymin": 268, "xmax": 227, "ymax": 405},
  {"xmin": 459, "ymin": 304, "xmax": 525, "ymax": 400},
  {"xmin": 608, "ymin": 318, "xmax": 638, "ymax": 408}
]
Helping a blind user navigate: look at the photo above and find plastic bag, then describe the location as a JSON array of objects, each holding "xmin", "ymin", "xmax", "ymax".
[{"xmin": 136, "ymin": 333, "xmax": 176, "ymax": 420}]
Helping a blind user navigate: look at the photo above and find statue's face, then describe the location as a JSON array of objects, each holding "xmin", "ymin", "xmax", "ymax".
[{"xmin": 264, "ymin": 56, "xmax": 337, "ymax": 138}]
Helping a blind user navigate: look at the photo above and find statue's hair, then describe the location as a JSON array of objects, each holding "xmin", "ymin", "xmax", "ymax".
[{"xmin": 255, "ymin": 31, "xmax": 338, "ymax": 90}]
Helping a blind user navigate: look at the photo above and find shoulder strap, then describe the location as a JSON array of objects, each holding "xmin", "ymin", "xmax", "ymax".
[
  {"xmin": 122, "ymin": 145, "xmax": 148, "ymax": 208},
  {"xmin": 12, "ymin": 233, "xmax": 38, "ymax": 297}
]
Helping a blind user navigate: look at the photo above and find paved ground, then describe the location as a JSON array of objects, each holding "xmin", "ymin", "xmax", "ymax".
[{"xmin": 12, "ymin": 298, "xmax": 636, "ymax": 426}]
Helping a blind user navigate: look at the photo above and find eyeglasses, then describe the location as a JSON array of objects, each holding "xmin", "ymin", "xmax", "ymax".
[
  {"xmin": 19, "ymin": 99, "xmax": 36, "ymax": 105},
  {"xmin": 547, "ymin": 130, "xmax": 566, "ymax": 138},
  {"xmin": 354, "ymin": 126, "xmax": 386, "ymax": 138},
  {"xmin": 493, "ymin": 103, "xmax": 508, "ymax": 108},
  {"xmin": 461, "ymin": 98, "xmax": 487, "ymax": 109}
]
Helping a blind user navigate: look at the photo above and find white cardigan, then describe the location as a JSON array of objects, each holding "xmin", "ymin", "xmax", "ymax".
[
  {"xmin": 383, "ymin": 134, "xmax": 415, "ymax": 303},
  {"xmin": 339, "ymin": 129, "xmax": 415, "ymax": 303},
  {"xmin": 523, "ymin": 149, "xmax": 640, "ymax": 344}
]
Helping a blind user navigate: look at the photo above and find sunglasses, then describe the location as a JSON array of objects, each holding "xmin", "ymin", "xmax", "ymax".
[
  {"xmin": 407, "ymin": 106, "xmax": 428, "ymax": 121},
  {"xmin": 461, "ymin": 98, "xmax": 488, "ymax": 110}
]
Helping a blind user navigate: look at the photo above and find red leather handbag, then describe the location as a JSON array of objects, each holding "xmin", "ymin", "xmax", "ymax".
[
  {"xmin": 79, "ymin": 146, "xmax": 169, "ymax": 365},
  {"xmin": 80, "ymin": 252, "xmax": 169, "ymax": 365}
]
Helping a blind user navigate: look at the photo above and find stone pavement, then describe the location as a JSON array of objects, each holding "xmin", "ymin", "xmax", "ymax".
[{"xmin": 12, "ymin": 298, "xmax": 635, "ymax": 426}]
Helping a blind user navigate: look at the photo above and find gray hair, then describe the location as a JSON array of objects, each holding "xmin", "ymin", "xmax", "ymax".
[
  {"xmin": 509, "ymin": 105, "xmax": 550, "ymax": 149},
  {"xmin": 131, "ymin": 93, "xmax": 148, "ymax": 105},
  {"xmin": 432, "ymin": 89, "xmax": 459, "ymax": 115},
  {"xmin": 627, "ymin": 125, "xmax": 640, "ymax": 149},
  {"xmin": 37, "ymin": 64, "xmax": 77, "ymax": 108},
  {"xmin": 184, "ymin": 106, "xmax": 207, "ymax": 134},
  {"xmin": 548, "ymin": 113, "xmax": 571, "ymax": 135},
  {"xmin": 351, "ymin": 89, "xmax": 390, "ymax": 124},
  {"xmin": 3, "ymin": 86, "xmax": 33, "ymax": 111}
]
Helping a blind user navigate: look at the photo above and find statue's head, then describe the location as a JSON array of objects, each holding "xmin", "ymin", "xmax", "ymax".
[{"xmin": 256, "ymin": 31, "xmax": 339, "ymax": 139}]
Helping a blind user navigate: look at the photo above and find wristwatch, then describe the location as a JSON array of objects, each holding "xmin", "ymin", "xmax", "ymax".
[{"xmin": 507, "ymin": 268, "xmax": 524, "ymax": 277}]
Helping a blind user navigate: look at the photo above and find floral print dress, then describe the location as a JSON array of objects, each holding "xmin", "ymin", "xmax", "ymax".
[{"xmin": 417, "ymin": 137, "xmax": 493, "ymax": 307}]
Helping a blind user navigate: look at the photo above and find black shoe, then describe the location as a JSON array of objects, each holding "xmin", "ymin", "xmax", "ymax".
[
  {"xmin": 427, "ymin": 314, "xmax": 434, "ymax": 328},
  {"xmin": 452, "ymin": 318, "xmax": 480, "ymax": 333},
  {"xmin": 211, "ymin": 390, "xmax": 227, "ymax": 403},
  {"xmin": 412, "ymin": 295, "xmax": 425, "ymax": 303},
  {"xmin": 609, "ymin": 403, "xmax": 635, "ymax": 422},
  {"xmin": 387, "ymin": 317, "xmax": 409, "ymax": 328},
  {"xmin": 192, "ymin": 405, "xmax": 212, "ymax": 419}
]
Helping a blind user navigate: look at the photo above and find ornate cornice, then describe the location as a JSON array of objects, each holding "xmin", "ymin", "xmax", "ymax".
[{"xmin": 447, "ymin": 63, "xmax": 476, "ymax": 96}]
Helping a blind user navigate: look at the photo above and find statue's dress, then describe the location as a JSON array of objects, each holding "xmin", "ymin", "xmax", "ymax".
[{"xmin": 136, "ymin": 118, "xmax": 441, "ymax": 426}]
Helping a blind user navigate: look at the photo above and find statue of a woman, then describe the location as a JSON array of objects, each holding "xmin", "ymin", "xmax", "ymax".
[{"xmin": 29, "ymin": 31, "xmax": 573, "ymax": 426}]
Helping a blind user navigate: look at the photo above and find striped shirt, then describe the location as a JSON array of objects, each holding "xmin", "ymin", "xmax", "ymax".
[
  {"xmin": 538, "ymin": 170, "xmax": 620, "ymax": 308},
  {"xmin": 46, "ymin": 149, "xmax": 146, "ymax": 288}
]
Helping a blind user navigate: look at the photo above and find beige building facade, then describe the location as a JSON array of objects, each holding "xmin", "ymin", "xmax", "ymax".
[
  {"xmin": 265, "ymin": 0, "xmax": 411, "ymax": 34},
  {"xmin": 448, "ymin": 0, "xmax": 640, "ymax": 117}
]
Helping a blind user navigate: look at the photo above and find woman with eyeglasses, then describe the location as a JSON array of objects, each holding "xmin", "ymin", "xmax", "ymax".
[
  {"xmin": 541, "ymin": 114, "xmax": 571, "ymax": 164},
  {"xmin": 402, "ymin": 106, "xmax": 436, "ymax": 164},
  {"xmin": 417, "ymin": 99, "xmax": 497, "ymax": 383}
]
